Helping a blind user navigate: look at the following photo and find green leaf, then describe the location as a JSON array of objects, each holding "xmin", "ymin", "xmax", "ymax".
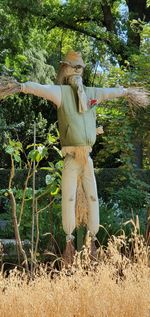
[
  {"xmin": 51, "ymin": 187, "xmax": 59, "ymax": 196},
  {"xmin": 5, "ymin": 145, "xmax": 14, "ymax": 155},
  {"xmin": 55, "ymin": 160, "xmax": 64, "ymax": 169},
  {"xmin": 47, "ymin": 133, "xmax": 57, "ymax": 143},
  {"xmin": 41, "ymin": 167, "xmax": 54, "ymax": 171},
  {"xmin": 45, "ymin": 174, "xmax": 55, "ymax": 185},
  {"xmin": 5, "ymin": 56, "xmax": 10, "ymax": 69},
  {"xmin": 28, "ymin": 149, "xmax": 38, "ymax": 161},
  {"xmin": 14, "ymin": 154, "xmax": 21, "ymax": 162},
  {"xmin": 53, "ymin": 146, "xmax": 63, "ymax": 157}
]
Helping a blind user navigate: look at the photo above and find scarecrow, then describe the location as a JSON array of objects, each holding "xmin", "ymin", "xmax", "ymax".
[{"xmin": 0, "ymin": 51, "xmax": 149, "ymax": 264}]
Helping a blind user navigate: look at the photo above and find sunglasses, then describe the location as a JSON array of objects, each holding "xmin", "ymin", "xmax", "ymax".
[{"xmin": 72, "ymin": 65, "xmax": 83, "ymax": 70}]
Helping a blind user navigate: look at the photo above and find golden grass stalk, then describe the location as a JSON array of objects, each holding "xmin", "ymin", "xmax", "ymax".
[
  {"xmin": 0, "ymin": 76, "xmax": 21, "ymax": 99},
  {"xmin": 126, "ymin": 87, "xmax": 150, "ymax": 109},
  {"xmin": 0, "ymin": 260, "xmax": 150, "ymax": 317},
  {"xmin": 0, "ymin": 234, "xmax": 150, "ymax": 317}
]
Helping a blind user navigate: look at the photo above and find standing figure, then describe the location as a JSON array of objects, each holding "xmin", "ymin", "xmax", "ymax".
[{"xmin": 0, "ymin": 51, "xmax": 129, "ymax": 263}]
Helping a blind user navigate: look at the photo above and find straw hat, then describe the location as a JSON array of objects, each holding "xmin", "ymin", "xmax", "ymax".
[{"xmin": 60, "ymin": 51, "xmax": 85, "ymax": 68}]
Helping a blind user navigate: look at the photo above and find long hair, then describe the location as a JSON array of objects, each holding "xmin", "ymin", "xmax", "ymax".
[{"xmin": 55, "ymin": 64, "xmax": 69, "ymax": 85}]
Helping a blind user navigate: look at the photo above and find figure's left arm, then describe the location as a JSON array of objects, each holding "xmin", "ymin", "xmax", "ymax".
[
  {"xmin": 94, "ymin": 86, "xmax": 127, "ymax": 103},
  {"xmin": 89, "ymin": 86, "xmax": 149, "ymax": 109}
]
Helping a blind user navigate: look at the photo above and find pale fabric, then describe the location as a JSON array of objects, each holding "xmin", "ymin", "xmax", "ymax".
[
  {"xmin": 67, "ymin": 75, "xmax": 88, "ymax": 112},
  {"xmin": 77, "ymin": 84, "xmax": 88, "ymax": 112},
  {"xmin": 21, "ymin": 82, "xmax": 61, "ymax": 108},
  {"xmin": 62, "ymin": 154, "xmax": 99, "ymax": 236},
  {"xmin": 94, "ymin": 86, "xmax": 127, "ymax": 102},
  {"xmin": 21, "ymin": 81, "xmax": 127, "ymax": 110}
]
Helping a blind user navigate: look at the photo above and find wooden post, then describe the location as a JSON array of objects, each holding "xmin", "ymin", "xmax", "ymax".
[{"xmin": 76, "ymin": 226, "xmax": 85, "ymax": 251}]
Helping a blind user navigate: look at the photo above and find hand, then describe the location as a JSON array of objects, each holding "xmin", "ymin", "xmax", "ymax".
[
  {"xmin": 96, "ymin": 126, "xmax": 104, "ymax": 135},
  {"xmin": 125, "ymin": 87, "xmax": 150, "ymax": 109},
  {"xmin": 0, "ymin": 76, "xmax": 21, "ymax": 99}
]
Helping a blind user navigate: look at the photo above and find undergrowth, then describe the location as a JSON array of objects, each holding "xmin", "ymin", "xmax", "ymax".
[{"xmin": 0, "ymin": 230, "xmax": 150, "ymax": 317}]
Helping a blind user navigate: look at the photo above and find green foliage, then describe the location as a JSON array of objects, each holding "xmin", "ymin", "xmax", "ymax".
[
  {"xmin": 5, "ymin": 139, "xmax": 23, "ymax": 163},
  {"xmin": 94, "ymin": 100, "xmax": 134, "ymax": 169},
  {"xmin": 0, "ymin": 0, "xmax": 150, "ymax": 170},
  {"xmin": 114, "ymin": 186, "xmax": 150, "ymax": 211},
  {"xmin": 0, "ymin": 132, "xmax": 64, "ymax": 262},
  {"xmin": 94, "ymin": 52, "xmax": 150, "ymax": 169},
  {"xmin": 42, "ymin": 160, "xmax": 63, "ymax": 195},
  {"xmin": 98, "ymin": 175, "xmax": 150, "ymax": 244},
  {"xmin": 98, "ymin": 197, "xmax": 147, "ymax": 246},
  {"xmin": 27, "ymin": 145, "xmax": 48, "ymax": 163},
  {"xmin": 23, "ymin": 48, "xmax": 56, "ymax": 84}
]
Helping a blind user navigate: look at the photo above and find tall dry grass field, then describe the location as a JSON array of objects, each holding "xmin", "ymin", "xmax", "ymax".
[{"xmin": 0, "ymin": 235, "xmax": 150, "ymax": 317}]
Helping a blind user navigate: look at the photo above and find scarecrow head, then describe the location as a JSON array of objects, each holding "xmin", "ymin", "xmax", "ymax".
[
  {"xmin": 56, "ymin": 51, "xmax": 85, "ymax": 85},
  {"xmin": 56, "ymin": 51, "xmax": 88, "ymax": 112}
]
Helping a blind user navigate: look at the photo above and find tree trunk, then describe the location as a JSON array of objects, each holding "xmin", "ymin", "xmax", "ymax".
[
  {"xmin": 127, "ymin": 0, "xmax": 150, "ymax": 21},
  {"xmin": 133, "ymin": 139, "xmax": 143, "ymax": 168},
  {"xmin": 126, "ymin": 0, "xmax": 149, "ymax": 167}
]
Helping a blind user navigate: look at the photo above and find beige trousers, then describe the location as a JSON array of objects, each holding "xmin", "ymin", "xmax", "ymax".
[{"xmin": 62, "ymin": 154, "xmax": 99, "ymax": 237}]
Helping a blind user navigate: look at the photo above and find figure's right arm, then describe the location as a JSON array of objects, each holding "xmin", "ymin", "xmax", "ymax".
[{"xmin": 21, "ymin": 82, "xmax": 62, "ymax": 108}]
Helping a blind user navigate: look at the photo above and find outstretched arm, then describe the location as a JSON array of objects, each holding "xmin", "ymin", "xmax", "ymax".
[
  {"xmin": 21, "ymin": 82, "xmax": 61, "ymax": 108},
  {"xmin": 94, "ymin": 86, "xmax": 127, "ymax": 102},
  {"xmin": 87, "ymin": 86, "xmax": 149, "ymax": 109}
]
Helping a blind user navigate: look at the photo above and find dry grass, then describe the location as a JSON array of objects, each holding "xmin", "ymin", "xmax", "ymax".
[
  {"xmin": 126, "ymin": 87, "xmax": 150, "ymax": 110},
  {"xmin": 0, "ymin": 233, "xmax": 150, "ymax": 317},
  {"xmin": 0, "ymin": 76, "xmax": 21, "ymax": 99}
]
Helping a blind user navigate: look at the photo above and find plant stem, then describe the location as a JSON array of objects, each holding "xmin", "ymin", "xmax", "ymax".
[
  {"xmin": 8, "ymin": 156, "xmax": 29, "ymax": 271},
  {"xmin": 31, "ymin": 122, "xmax": 36, "ymax": 273},
  {"xmin": 18, "ymin": 164, "xmax": 32, "ymax": 226}
]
